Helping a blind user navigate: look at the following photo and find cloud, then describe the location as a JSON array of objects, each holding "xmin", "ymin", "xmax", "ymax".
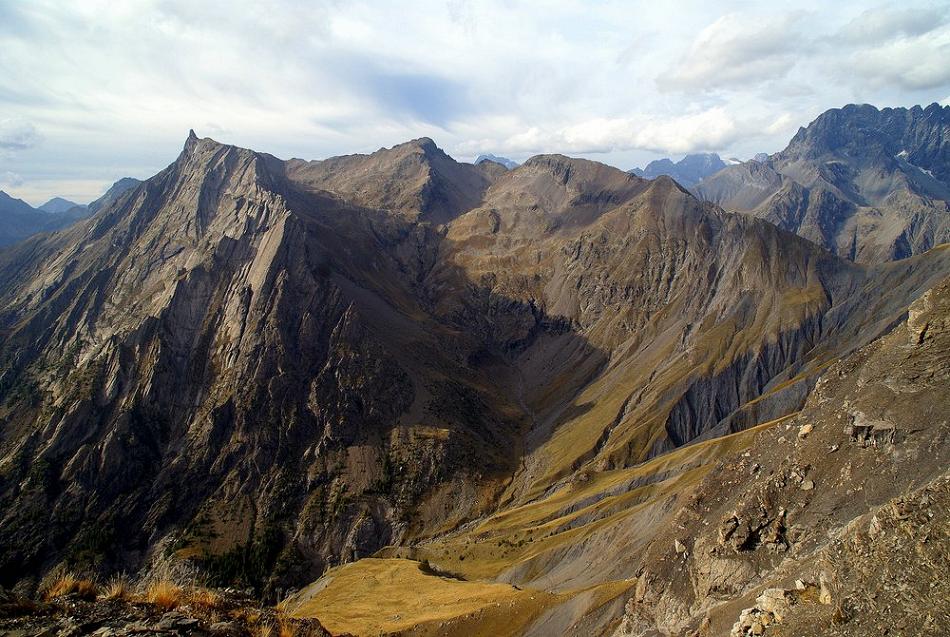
[
  {"xmin": 845, "ymin": 26, "xmax": 950, "ymax": 91},
  {"xmin": 837, "ymin": 5, "xmax": 949, "ymax": 44},
  {"xmin": 0, "ymin": 118, "xmax": 40, "ymax": 151},
  {"xmin": 658, "ymin": 12, "xmax": 808, "ymax": 92},
  {"xmin": 0, "ymin": 170, "xmax": 24, "ymax": 187},
  {"xmin": 1, "ymin": 0, "xmax": 948, "ymax": 199},
  {"xmin": 458, "ymin": 108, "xmax": 796, "ymax": 157}
]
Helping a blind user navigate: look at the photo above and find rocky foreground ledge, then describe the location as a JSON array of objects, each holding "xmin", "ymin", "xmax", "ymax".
[{"xmin": 0, "ymin": 584, "xmax": 335, "ymax": 637}]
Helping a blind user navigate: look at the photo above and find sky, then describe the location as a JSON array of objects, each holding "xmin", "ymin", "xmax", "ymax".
[{"xmin": 1, "ymin": 0, "xmax": 949, "ymax": 206}]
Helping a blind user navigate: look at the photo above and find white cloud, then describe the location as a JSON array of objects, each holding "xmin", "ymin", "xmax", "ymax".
[
  {"xmin": 846, "ymin": 27, "xmax": 950, "ymax": 90},
  {"xmin": 458, "ymin": 109, "xmax": 800, "ymax": 159},
  {"xmin": 0, "ymin": 170, "xmax": 24, "ymax": 187},
  {"xmin": 0, "ymin": 119, "xmax": 40, "ymax": 152},
  {"xmin": 838, "ymin": 5, "xmax": 948, "ymax": 44},
  {"xmin": 658, "ymin": 12, "xmax": 808, "ymax": 92},
  {"xmin": 0, "ymin": 0, "xmax": 947, "ymax": 199}
]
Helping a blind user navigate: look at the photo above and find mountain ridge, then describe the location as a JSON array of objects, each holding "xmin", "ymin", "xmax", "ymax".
[
  {"xmin": 695, "ymin": 103, "xmax": 950, "ymax": 262},
  {"xmin": 630, "ymin": 152, "xmax": 727, "ymax": 187},
  {"xmin": 0, "ymin": 118, "xmax": 948, "ymax": 635}
]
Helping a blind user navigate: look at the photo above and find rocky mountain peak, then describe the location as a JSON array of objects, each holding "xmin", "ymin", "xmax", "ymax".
[
  {"xmin": 782, "ymin": 103, "xmax": 950, "ymax": 174},
  {"xmin": 629, "ymin": 152, "xmax": 728, "ymax": 187},
  {"xmin": 696, "ymin": 103, "xmax": 950, "ymax": 262},
  {"xmin": 284, "ymin": 137, "xmax": 492, "ymax": 224}
]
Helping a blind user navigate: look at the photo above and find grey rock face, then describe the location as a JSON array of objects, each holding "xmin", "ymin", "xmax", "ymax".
[{"xmin": 695, "ymin": 103, "xmax": 950, "ymax": 263}]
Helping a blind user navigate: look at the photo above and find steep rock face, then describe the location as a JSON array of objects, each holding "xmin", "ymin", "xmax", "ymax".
[
  {"xmin": 0, "ymin": 134, "xmax": 521, "ymax": 595},
  {"xmin": 695, "ymin": 104, "xmax": 950, "ymax": 263},
  {"xmin": 613, "ymin": 274, "xmax": 950, "ymax": 636}
]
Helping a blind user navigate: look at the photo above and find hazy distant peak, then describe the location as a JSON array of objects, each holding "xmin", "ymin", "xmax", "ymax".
[
  {"xmin": 629, "ymin": 152, "xmax": 727, "ymax": 188},
  {"xmin": 474, "ymin": 153, "xmax": 518, "ymax": 170},
  {"xmin": 0, "ymin": 190, "xmax": 38, "ymax": 218},
  {"xmin": 38, "ymin": 197, "xmax": 84, "ymax": 214}
]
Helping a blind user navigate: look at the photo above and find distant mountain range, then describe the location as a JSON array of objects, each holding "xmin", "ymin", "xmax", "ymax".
[
  {"xmin": 629, "ymin": 152, "xmax": 727, "ymax": 187},
  {"xmin": 0, "ymin": 177, "xmax": 141, "ymax": 246},
  {"xmin": 474, "ymin": 153, "xmax": 519, "ymax": 170},
  {"xmin": 38, "ymin": 196, "xmax": 84, "ymax": 214}
]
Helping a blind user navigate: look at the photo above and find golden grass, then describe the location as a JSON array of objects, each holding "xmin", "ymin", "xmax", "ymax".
[
  {"xmin": 99, "ymin": 575, "xmax": 132, "ymax": 601},
  {"xmin": 145, "ymin": 579, "xmax": 183, "ymax": 611},
  {"xmin": 187, "ymin": 587, "xmax": 225, "ymax": 611},
  {"xmin": 43, "ymin": 572, "xmax": 98, "ymax": 601},
  {"xmin": 286, "ymin": 558, "xmax": 555, "ymax": 636},
  {"xmin": 255, "ymin": 623, "xmax": 274, "ymax": 637}
]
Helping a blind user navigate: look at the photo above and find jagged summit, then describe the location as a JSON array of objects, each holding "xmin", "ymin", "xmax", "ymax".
[
  {"xmin": 630, "ymin": 152, "xmax": 728, "ymax": 187},
  {"xmin": 696, "ymin": 103, "xmax": 950, "ymax": 262}
]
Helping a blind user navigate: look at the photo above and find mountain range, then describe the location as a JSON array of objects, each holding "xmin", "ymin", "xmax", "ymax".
[
  {"xmin": 629, "ymin": 152, "xmax": 728, "ymax": 187},
  {"xmin": 475, "ymin": 153, "xmax": 519, "ymax": 170},
  {"xmin": 0, "ymin": 178, "xmax": 140, "ymax": 247},
  {"xmin": 0, "ymin": 105, "xmax": 948, "ymax": 636},
  {"xmin": 695, "ymin": 103, "xmax": 950, "ymax": 263}
]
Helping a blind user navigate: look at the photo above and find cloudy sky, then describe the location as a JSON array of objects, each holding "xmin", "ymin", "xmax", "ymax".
[{"xmin": 1, "ymin": 0, "xmax": 949, "ymax": 206}]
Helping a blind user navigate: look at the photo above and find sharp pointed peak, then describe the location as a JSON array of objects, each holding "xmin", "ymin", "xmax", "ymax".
[{"xmin": 184, "ymin": 129, "xmax": 201, "ymax": 153}]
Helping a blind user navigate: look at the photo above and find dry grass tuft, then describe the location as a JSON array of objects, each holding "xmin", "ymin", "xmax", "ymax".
[
  {"xmin": 278, "ymin": 619, "xmax": 297, "ymax": 637},
  {"xmin": 187, "ymin": 587, "xmax": 226, "ymax": 611},
  {"xmin": 43, "ymin": 572, "xmax": 98, "ymax": 601},
  {"xmin": 255, "ymin": 623, "xmax": 275, "ymax": 637},
  {"xmin": 145, "ymin": 579, "xmax": 183, "ymax": 611},
  {"xmin": 74, "ymin": 579, "xmax": 98, "ymax": 600},
  {"xmin": 99, "ymin": 575, "xmax": 132, "ymax": 601}
]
